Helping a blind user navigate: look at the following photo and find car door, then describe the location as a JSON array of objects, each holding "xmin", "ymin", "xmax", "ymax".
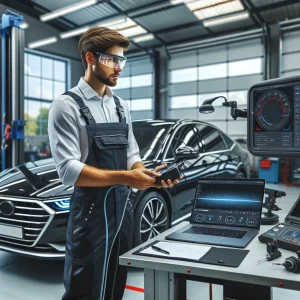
[
  {"xmin": 163, "ymin": 123, "xmax": 208, "ymax": 223},
  {"xmin": 196, "ymin": 123, "xmax": 239, "ymax": 178}
]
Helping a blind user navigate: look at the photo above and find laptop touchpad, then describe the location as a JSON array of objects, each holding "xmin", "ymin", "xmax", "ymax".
[{"xmin": 191, "ymin": 235, "xmax": 224, "ymax": 244}]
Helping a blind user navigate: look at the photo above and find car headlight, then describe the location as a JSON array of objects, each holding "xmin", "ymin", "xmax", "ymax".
[{"xmin": 50, "ymin": 199, "xmax": 70, "ymax": 211}]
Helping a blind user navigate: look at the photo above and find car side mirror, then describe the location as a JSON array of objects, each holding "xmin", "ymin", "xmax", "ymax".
[{"xmin": 175, "ymin": 146, "xmax": 199, "ymax": 159}]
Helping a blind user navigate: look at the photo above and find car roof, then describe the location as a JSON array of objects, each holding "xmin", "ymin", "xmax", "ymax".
[
  {"xmin": 132, "ymin": 118, "xmax": 218, "ymax": 129},
  {"xmin": 132, "ymin": 119, "xmax": 209, "ymax": 125}
]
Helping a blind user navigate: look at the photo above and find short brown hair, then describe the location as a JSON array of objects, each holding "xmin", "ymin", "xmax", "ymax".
[{"xmin": 78, "ymin": 27, "xmax": 130, "ymax": 69}]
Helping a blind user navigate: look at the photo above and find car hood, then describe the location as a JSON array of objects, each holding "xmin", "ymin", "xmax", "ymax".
[
  {"xmin": 0, "ymin": 158, "xmax": 72, "ymax": 199},
  {"xmin": 0, "ymin": 159, "xmax": 160, "ymax": 199}
]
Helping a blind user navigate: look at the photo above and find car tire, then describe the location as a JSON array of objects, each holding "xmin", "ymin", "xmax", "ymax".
[
  {"xmin": 133, "ymin": 191, "xmax": 170, "ymax": 246},
  {"xmin": 236, "ymin": 171, "xmax": 246, "ymax": 178}
]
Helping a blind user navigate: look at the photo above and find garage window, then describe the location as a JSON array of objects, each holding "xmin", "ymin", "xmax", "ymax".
[
  {"xmin": 112, "ymin": 56, "xmax": 154, "ymax": 120},
  {"xmin": 24, "ymin": 51, "xmax": 68, "ymax": 162}
]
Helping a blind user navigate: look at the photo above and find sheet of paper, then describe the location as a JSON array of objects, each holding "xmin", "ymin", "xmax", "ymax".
[{"xmin": 140, "ymin": 241, "xmax": 211, "ymax": 260}]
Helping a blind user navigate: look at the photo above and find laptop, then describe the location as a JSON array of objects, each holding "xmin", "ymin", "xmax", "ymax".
[{"xmin": 166, "ymin": 178, "xmax": 265, "ymax": 248}]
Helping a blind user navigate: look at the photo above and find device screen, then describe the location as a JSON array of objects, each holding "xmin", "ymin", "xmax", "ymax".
[
  {"xmin": 191, "ymin": 179, "xmax": 265, "ymax": 228},
  {"xmin": 251, "ymin": 82, "xmax": 300, "ymax": 151},
  {"xmin": 289, "ymin": 197, "xmax": 300, "ymax": 218}
]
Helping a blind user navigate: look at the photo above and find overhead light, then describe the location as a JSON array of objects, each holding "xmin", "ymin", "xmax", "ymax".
[
  {"xmin": 110, "ymin": 18, "xmax": 136, "ymax": 31},
  {"xmin": 40, "ymin": 0, "xmax": 97, "ymax": 22},
  {"xmin": 133, "ymin": 34, "xmax": 154, "ymax": 43},
  {"xmin": 192, "ymin": 0, "xmax": 244, "ymax": 20},
  {"xmin": 20, "ymin": 21, "xmax": 29, "ymax": 29},
  {"xmin": 98, "ymin": 17, "xmax": 127, "ymax": 28},
  {"xmin": 118, "ymin": 26, "xmax": 147, "ymax": 38},
  {"xmin": 60, "ymin": 26, "xmax": 90, "ymax": 39},
  {"xmin": 170, "ymin": 0, "xmax": 195, "ymax": 5},
  {"xmin": 187, "ymin": 0, "xmax": 227, "ymax": 11},
  {"xmin": 203, "ymin": 11, "xmax": 249, "ymax": 27},
  {"xmin": 98, "ymin": 17, "xmax": 148, "ymax": 38},
  {"xmin": 28, "ymin": 37, "xmax": 58, "ymax": 49}
]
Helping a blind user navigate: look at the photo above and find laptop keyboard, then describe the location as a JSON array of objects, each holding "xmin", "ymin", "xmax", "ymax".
[{"xmin": 184, "ymin": 226, "xmax": 247, "ymax": 239}]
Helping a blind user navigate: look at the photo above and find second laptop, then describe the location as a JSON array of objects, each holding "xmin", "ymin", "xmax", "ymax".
[{"xmin": 166, "ymin": 178, "xmax": 265, "ymax": 248}]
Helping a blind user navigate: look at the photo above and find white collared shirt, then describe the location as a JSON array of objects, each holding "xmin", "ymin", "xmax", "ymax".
[{"xmin": 48, "ymin": 78, "xmax": 142, "ymax": 186}]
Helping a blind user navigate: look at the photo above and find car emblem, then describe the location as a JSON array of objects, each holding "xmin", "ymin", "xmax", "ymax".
[{"xmin": 0, "ymin": 201, "xmax": 15, "ymax": 216}]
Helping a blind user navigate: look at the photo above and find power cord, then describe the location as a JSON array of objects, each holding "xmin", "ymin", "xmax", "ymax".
[{"xmin": 100, "ymin": 185, "xmax": 132, "ymax": 300}]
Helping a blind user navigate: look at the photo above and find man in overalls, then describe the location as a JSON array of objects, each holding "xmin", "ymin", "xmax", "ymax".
[{"xmin": 48, "ymin": 27, "xmax": 180, "ymax": 300}]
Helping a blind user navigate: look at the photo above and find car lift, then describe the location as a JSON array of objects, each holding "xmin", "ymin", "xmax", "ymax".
[{"xmin": 0, "ymin": 10, "xmax": 25, "ymax": 171}]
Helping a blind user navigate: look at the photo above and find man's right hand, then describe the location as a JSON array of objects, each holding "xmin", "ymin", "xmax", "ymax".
[{"xmin": 127, "ymin": 168, "xmax": 161, "ymax": 190}]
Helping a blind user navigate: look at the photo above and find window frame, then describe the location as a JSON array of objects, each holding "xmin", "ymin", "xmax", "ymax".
[
  {"xmin": 24, "ymin": 49, "xmax": 69, "ymax": 137},
  {"xmin": 196, "ymin": 123, "xmax": 228, "ymax": 153},
  {"xmin": 163, "ymin": 122, "xmax": 203, "ymax": 160}
]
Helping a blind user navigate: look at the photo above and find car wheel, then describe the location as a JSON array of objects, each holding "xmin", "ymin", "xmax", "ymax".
[
  {"xmin": 236, "ymin": 171, "xmax": 246, "ymax": 178},
  {"xmin": 133, "ymin": 191, "xmax": 170, "ymax": 246}
]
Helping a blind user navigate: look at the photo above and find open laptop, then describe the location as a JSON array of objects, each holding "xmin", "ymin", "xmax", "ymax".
[{"xmin": 166, "ymin": 178, "xmax": 265, "ymax": 248}]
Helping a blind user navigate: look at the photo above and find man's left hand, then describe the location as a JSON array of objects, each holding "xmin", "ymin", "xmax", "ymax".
[{"xmin": 154, "ymin": 164, "xmax": 183, "ymax": 188}]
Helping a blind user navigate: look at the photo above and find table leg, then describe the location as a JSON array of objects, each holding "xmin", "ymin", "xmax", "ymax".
[
  {"xmin": 173, "ymin": 273, "xmax": 187, "ymax": 300},
  {"xmin": 144, "ymin": 269, "xmax": 155, "ymax": 300},
  {"xmin": 224, "ymin": 282, "xmax": 271, "ymax": 300},
  {"xmin": 144, "ymin": 269, "xmax": 172, "ymax": 300}
]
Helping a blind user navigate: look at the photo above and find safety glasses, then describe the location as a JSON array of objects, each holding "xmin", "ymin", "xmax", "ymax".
[{"xmin": 94, "ymin": 52, "xmax": 127, "ymax": 69}]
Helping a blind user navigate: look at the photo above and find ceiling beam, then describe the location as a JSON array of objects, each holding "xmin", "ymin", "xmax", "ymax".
[
  {"xmin": 128, "ymin": 0, "xmax": 171, "ymax": 18},
  {"xmin": 152, "ymin": 20, "xmax": 209, "ymax": 36},
  {"xmin": 257, "ymin": 0, "xmax": 300, "ymax": 12},
  {"xmin": 240, "ymin": 0, "xmax": 264, "ymax": 27}
]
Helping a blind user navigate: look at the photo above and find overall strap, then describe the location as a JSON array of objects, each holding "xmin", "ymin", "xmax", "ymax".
[
  {"xmin": 63, "ymin": 91, "xmax": 96, "ymax": 125},
  {"xmin": 113, "ymin": 94, "xmax": 126, "ymax": 123}
]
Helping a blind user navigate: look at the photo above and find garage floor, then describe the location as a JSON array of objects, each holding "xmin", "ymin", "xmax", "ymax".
[{"xmin": 0, "ymin": 183, "xmax": 300, "ymax": 300}]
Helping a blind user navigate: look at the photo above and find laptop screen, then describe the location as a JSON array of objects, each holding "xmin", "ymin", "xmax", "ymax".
[{"xmin": 191, "ymin": 179, "xmax": 265, "ymax": 229}]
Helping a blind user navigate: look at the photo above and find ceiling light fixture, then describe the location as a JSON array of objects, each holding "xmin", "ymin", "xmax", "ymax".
[
  {"xmin": 60, "ymin": 26, "xmax": 90, "ymax": 39},
  {"xmin": 203, "ymin": 11, "xmax": 249, "ymax": 26},
  {"xmin": 133, "ymin": 34, "xmax": 154, "ymax": 43},
  {"xmin": 187, "ymin": 0, "xmax": 229, "ymax": 12},
  {"xmin": 98, "ymin": 16, "xmax": 147, "ymax": 38},
  {"xmin": 20, "ymin": 22, "xmax": 29, "ymax": 29},
  {"xmin": 118, "ymin": 26, "xmax": 147, "ymax": 38},
  {"xmin": 170, "ymin": 0, "xmax": 195, "ymax": 5},
  {"xmin": 28, "ymin": 37, "xmax": 58, "ymax": 49},
  {"xmin": 192, "ymin": 0, "xmax": 244, "ymax": 20},
  {"xmin": 98, "ymin": 17, "xmax": 127, "ymax": 28},
  {"xmin": 40, "ymin": 0, "xmax": 97, "ymax": 22}
]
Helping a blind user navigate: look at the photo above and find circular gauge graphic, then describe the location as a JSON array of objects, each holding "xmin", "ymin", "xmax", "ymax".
[
  {"xmin": 225, "ymin": 216, "xmax": 235, "ymax": 225},
  {"xmin": 195, "ymin": 214, "xmax": 205, "ymax": 223},
  {"xmin": 255, "ymin": 89, "xmax": 291, "ymax": 132}
]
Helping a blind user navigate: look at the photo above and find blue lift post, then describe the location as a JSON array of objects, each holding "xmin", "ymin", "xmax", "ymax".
[{"xmin": 0, "ymin": 10, "xmax": 25, "ymax": 171}]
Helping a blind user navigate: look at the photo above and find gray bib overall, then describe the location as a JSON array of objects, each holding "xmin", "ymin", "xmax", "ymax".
[{"xmin": 62, "ymin": 91, "xmax": 134, "ymax": 300}]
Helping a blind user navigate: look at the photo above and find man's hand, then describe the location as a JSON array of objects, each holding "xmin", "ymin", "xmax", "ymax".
[
  {"xmin": 128, "ymin": 168, "xmax": 161, "ymax": 190},
  {"xmin": 154, "ymin": 164, "xmax": 183, "ymax": 188}
]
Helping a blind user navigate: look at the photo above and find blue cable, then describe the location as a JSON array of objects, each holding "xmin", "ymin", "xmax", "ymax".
[
  {"xmin": 99, "ymin": 184, "xmax": 118, "ymax": 300},
  {"xmin": 99, "ymin": 185, "xmax": 132, "ymax": 300}
]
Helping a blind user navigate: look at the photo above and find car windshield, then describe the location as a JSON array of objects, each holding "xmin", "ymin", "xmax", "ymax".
[{"xmin": 132, "ymin": 122, "xmax": 172, "ymax": 161}]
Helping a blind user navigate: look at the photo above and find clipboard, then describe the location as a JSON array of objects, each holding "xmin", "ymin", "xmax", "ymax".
[
  {"xmin": 133, "ymin": 240, "xmax": 249, "ymax": 267},
  {"xmin": 133, "ymin": 240, "xmax": 212, "ymax": 263}
]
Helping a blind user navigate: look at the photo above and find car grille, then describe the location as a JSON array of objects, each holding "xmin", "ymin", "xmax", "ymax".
[{"xmin": 0, "ymin": 197, "xmax": 53, "ymax": 247}]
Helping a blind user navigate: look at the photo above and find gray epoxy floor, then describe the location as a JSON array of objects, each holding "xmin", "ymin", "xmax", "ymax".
[{"xmin": 0, "ymin": 183, "xmax": 299, "ymax": 300}]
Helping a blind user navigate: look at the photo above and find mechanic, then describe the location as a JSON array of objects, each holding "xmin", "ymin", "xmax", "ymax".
[{"xmin": 48, "ymin": 27, "xmax": 181, "ymax": 300}]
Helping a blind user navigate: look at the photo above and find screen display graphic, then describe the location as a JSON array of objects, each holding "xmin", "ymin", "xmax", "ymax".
[
  {"xmin": 251, "ymin": 82, "xmax": 300, "ymax": 151},
  {"xmin": 191, "ymin": 179, "xmax": 265, "ymax": 229}
]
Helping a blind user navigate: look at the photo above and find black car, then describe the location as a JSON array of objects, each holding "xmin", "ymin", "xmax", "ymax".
[{"xmin": 0, "ymin": 119, "xmax": 250, "ymax": 259}]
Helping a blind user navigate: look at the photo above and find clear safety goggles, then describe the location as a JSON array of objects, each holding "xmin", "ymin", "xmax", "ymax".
[{"xmin": 94, "ymin": 52, "xmax": 127, "ymax": 69}]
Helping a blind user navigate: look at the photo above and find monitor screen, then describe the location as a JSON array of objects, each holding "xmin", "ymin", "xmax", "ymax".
[
  {"xmin": 191, "ymin": 179, "xmax": 265, "ymax": 229},
  {"xmin": 248, "ymin": 76, "xmax": 300, "ymax": 157},
  {"xmin": 289, "ymin": 197, "xmax": 300, "ymax": 219}
]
